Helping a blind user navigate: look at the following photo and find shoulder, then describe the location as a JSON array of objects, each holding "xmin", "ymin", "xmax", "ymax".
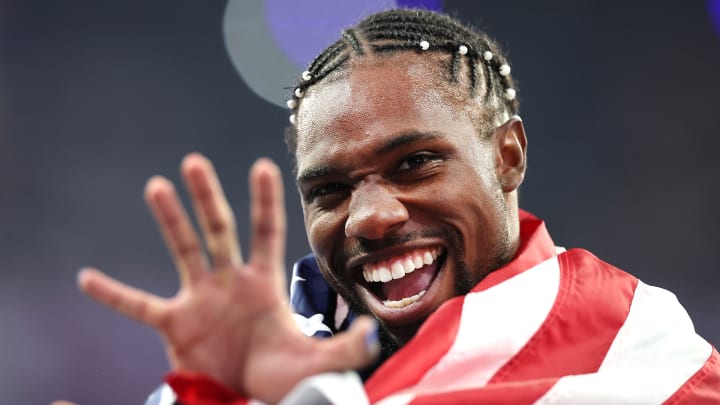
[{"xmin": 558, "ymin": 248, "xmax": 638, "ymax": 296}]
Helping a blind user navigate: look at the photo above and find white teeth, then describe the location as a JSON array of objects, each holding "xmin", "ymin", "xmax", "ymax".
[
  {"xmin": 383, "ymin": 290, "xmax": 426, "ymax": 308},
  {"xmin": 403, "ymin": 258, "xmax": 415, "ymax": 274},
  {"xmin": 413, "ymin": 254, "xmax": 423, "ymax": 268},
  {"xmin": 391, "ymin": 262, "xmax": 405, "ymax": 279},
  {"xmin": 361, "ymin": 247, "xmax": 444, "ymax": 283},
  {"xmin": 423, "ymin": 251, "xmax": 433, "ymax": 265}
]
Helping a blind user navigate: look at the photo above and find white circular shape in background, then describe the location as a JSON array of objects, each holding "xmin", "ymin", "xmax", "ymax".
[{"xmin": 222, "ymin": 0, "xmax": 407, "ymax": 107}]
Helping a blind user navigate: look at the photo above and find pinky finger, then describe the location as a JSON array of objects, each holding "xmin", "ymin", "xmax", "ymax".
[{"xmin": 78, "ymin": 268, "xmax": 167, "ymax": 328}]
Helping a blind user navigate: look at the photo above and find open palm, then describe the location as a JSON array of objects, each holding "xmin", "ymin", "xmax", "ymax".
[{"xmin": 78, "ymin": 154, "xmax": 377, "ymax": 404}]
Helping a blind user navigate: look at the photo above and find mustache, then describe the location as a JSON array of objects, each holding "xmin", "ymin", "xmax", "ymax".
[{"xmin": 341, "ymin": 228, "xmax": 453, "ymax": 266}]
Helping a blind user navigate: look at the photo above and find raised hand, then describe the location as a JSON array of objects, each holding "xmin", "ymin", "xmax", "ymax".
[{"xmin": 78, "ymin": 154, "xmax": 378, "ymax": 403}]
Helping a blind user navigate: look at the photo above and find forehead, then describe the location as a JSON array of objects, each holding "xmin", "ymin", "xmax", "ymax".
[{"xmin": 295, "ymin": 53, "xmax": 478, "ymax": 175}]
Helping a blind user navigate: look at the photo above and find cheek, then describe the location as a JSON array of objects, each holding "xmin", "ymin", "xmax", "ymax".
[
  {"xmin": 430, "ymin": 171, "xmax": 502, "ymax": 245},
  {"xmin": 306, "ymin": 211, "xmax": 343, "ymax": 254},
  {"xmin": 468, "ymin": 148, "xmax": 501, "ymax": 191}
]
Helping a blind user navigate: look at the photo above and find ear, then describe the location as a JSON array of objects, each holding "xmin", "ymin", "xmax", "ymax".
[{"xmin": 494, "ymin": 116, "xmax": 527, "ymax": 193}]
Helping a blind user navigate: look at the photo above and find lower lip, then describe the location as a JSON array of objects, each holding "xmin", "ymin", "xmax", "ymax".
[{"xmin": 358, "ymin": 254, "xmax": 447, "ymax": 327}]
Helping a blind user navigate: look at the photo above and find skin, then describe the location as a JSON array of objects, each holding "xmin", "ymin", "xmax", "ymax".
[
  {"xmin": 296, "ymin": 52, "xmax": 527, "ymax": 345},
  {"xmin": 65, "ymin": 50, "xmax": 527, "ymax": 404}
]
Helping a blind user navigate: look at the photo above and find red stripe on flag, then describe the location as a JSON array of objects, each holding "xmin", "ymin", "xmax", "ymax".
[
  {"xmin": 409, "ymin": 378, "xmax": 559, "ymax": 405},
  {"xmin": 488, "ymin": 249, "xmax": 637, "ymax": 383}
]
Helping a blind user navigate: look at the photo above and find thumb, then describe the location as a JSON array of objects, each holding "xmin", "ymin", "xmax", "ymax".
[{"xmin": 314, "ymin": 316, "xmax": 380, "ymax": 372}]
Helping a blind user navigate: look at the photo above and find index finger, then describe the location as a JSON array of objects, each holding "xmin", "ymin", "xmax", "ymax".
[{"xmin": 249, "ymin": 158, "xmax": 286, "ymax": 273}]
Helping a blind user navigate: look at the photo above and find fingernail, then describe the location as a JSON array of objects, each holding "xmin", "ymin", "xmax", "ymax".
[{"xmin": 365, "ymin": 319, "xmax": 380, "ymax": 355}]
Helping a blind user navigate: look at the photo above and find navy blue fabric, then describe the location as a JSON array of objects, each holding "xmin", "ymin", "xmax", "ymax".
[
  {"xmin": 290, "ymin": 253, "xmax": 356, "ymax": 336},
  {"xmin": 290, "ymin": 254, "xmax": 380, "ymax": 381}
]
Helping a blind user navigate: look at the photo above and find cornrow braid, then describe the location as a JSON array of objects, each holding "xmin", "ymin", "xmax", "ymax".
[
  {"xmin": 307, "ymin": 40, "xmax": 345, "ymax": 73},
  {"xmin": 285, "ymin": 8, "xmax": 519, "ymax": 157},
  {"xmin": 341, "ymin": 29, "xmax": 365, "ymax": 55}
]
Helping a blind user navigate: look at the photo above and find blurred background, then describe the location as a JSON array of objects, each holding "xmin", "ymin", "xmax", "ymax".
[{"xmin": 1, "ymin": 0, "xmax": 718, "ymax": 403}]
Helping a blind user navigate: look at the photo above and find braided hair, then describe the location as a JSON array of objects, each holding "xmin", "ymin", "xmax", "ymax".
[{"xmin": 285, "ymin": 8, "xmax": 519, "ymax": 156}]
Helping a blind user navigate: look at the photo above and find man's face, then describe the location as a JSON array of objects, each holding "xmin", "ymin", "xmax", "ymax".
[{"xmin": 295, "ymin": 53, "xmax": 519, "ymax": 344}]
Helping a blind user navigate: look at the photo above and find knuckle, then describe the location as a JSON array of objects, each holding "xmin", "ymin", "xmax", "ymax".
[
  {"xmin": 162, "ymin": 211, "xmax": 182, "ymax": 230},
  {"xmin": 176, "ymin": 240, "xmax": 202, "ymax": 258},
  {"xmin": 207, "ymin": 218, "xmax": 228, "ymax": 235},
  {"xmin": 254, "ymin": 221, "xmax": 278, "ymax": 239}
]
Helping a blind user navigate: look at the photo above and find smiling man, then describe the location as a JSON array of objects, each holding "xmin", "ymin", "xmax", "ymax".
[
  {"xmin": 293, "ymin": 50, "xmax": 522, "ymax": 348},
  {"xmin": 76, "ymin": 9, "xmax": 718, "ymax": 405}
]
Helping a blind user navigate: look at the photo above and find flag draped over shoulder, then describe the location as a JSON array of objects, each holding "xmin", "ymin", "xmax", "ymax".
[
  {"xmin": 289, "ymin": 211, "xmax": 719, "ymax": 404},
  {"xmin": 168, "ymin": 211, "xmax": 719, "ymax": 404}
]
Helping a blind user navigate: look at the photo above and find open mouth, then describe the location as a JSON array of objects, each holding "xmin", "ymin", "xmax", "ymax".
[{"xmin": 359, "ymin": 246, "xmax": 446, "ymax": 309}]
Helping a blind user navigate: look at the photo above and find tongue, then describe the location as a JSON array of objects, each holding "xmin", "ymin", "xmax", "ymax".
[{"xmin": 381, "ymin": 262, "xmax": 438, "ymax": 301}]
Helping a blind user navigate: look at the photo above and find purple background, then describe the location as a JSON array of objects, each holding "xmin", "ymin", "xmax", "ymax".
[
  {"xmin": 0, "ymin": 0, "xmax": 718, "ymax": 404},
  {"xmin": 711, "ymin": 0, "xmax": 720, "ymax": 38},
  {"xmin": 265, "ymin": 0, "xmax": 442, "ymax": 68}
]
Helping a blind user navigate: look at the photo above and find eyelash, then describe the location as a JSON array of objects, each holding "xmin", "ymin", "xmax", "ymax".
[
  {"xmin": 305, "ymin": 183, "xmax": 348, "ymax": 202},
  {"xmin": 397, "ymin": 152, "xmax": 437, "ymax": 172}
]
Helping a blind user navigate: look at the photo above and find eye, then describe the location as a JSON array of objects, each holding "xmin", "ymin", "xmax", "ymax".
[
  {"xmin": 305, "ymin": 183, "xmax": 349, "ymax": 203},
  {"xmin": 397, "ymin": 152, "xmax": 436, "ymax": 172}
]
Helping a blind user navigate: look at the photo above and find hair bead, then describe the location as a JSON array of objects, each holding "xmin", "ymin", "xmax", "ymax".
[
  {"xmin": 301, "ymin": 71, "xmax": 312, "ymax": 81},
  {"xmin": 499, "ymin": 64, "xmax": 511, "ymax": 76},
  {"xmin": 289, "ymin": 114, "xmax": 297, "ymax": 125},
  {"xmin": 483, "ymin": 51, "xmax": 493, "ymax": 61},
  {"xmin": 419, "ymin": 40, "xmax": 430, "ymax": 50},
  {"xmin": 286, "ymin": 99, "xmax": 297, "ymax": 109},
  {"xmin": 294, "ymin": 88, "xmax": 304, "ymax": 98},
  {"xmin": 504, "ymin": 88, "xmax": 516, "ymax": 100},
  {"xmin": 458, "ymin": 45, "xmax": 468, "ymax": 55}
]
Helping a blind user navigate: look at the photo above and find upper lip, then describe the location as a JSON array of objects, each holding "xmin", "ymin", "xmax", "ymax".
[{"xmin": 344, "ymin": 240, "xmax": 446, "ymax": 278}]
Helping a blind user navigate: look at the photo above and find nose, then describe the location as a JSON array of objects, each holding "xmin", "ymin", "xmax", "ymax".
[{"xmin": 345, "ymin": 181, "xmax": 409, "ymax": 240}]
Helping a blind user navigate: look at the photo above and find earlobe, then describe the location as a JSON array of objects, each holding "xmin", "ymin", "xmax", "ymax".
[{"xmin": 496, "ymin": 116, "xmax": 527, "ymax": 193}]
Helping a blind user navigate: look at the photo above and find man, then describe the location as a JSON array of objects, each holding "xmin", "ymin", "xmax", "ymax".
[{"xmin": 76, "ymin": 9, "xmax": 719, "ymax": 404}]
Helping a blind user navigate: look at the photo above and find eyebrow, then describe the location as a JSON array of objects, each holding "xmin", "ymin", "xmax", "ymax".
[
  {"xmin": 296, "ymin": 130, "xmax": 445, "ymax": 185},
  {"xmin": 296, "ymin": 166, "xmax": 333, "ymax": 185},
  {"xmin": 374, "ymin": 130, "xmax": 444, "ymax": 155}
]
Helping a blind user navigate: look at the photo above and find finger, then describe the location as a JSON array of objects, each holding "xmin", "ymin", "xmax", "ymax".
[
  {"xmin": 249, "ymin": 158, "xmax": 286, "ymax": 272},
  {"xmin": 78, "ymin": 268, "xmax": 167, "ymax": 328},
  {"xmin": 181, "ymin": 153, "xmax": 243, "ymax": 270},
  {"xmin": 145, "ymin": 176, "xmax": 207, "ymax": 286},
  {"xmin": 312, "ymin": 316, "xmax": 380, "ymax": 372}
]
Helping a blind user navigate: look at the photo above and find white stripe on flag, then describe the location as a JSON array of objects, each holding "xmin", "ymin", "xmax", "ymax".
[{"xmin": 534, "ymin": 281, "xmax": 712, "ymax": 405}]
